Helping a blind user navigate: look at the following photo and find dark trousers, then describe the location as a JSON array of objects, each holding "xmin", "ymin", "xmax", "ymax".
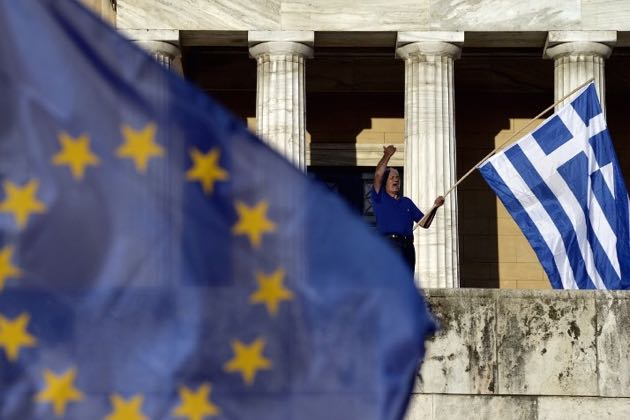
[{"xmin": 385, "ymin": 235, "xmax": 416, "ymax": 273}]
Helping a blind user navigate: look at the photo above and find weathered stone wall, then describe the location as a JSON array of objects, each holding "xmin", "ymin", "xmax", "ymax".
[{"xmin": 405, "ymin": 289, "xmax": 630, "ymax": 419}]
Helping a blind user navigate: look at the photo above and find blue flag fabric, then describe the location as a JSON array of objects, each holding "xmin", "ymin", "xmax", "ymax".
[
  {"xmin": 0, "ymin": 0, "xmax": 435, "ymax": 418},
  {"xmin": 479, "ymin": 82, "xmax": 630, "ymax": 290}
]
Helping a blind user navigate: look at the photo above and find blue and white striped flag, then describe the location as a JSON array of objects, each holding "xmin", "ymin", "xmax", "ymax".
[{"xmin": 479, "ymin": 83, "xmax": 630, "ymax": 290}]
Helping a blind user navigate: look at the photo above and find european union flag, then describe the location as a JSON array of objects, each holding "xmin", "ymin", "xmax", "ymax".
[{"xmin": 0, "ymin": 1, "xmax": 435, "ymax": 418}]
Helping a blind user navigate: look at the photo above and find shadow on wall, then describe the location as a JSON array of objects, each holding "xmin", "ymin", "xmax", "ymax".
[
  {"xmin": 604, "ymin": 52, "xmax": 630, "ymax": 186},
  {"xmin": 306, "ymin": 92, "xmax": 405, "ymax": 228},
  {"xmin": 456, "ymin": 92, "xmax": 557, "ymax": 289},
  {"xmin": 307, "ymin": 92, "xmax": 404, "ymax": 167},
  {"xmin": 455, "ymin": 52, "xmax": 554, "ymax": 289},
  {"xmin": 182, "ymin": 46, "xmax": 257, "ymax": 124}
]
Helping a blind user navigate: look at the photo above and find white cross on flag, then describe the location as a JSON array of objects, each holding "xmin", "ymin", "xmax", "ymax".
[{"xmin": 479, "ymin": 83, "xmax": 630, "ymax": 289}]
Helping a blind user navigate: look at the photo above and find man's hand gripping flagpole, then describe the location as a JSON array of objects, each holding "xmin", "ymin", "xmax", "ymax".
[{"xmin": 413, "ymin": 78, "xmax": 595, "ymax": 231}]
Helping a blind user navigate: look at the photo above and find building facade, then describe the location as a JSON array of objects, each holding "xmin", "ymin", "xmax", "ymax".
[{"xmin": 91, "ymin": 0, "xmax": 630, "ymax": 290}]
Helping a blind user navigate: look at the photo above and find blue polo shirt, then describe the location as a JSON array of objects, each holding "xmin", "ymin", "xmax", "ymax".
[{"xmin": 370, "ymin": 187, "xmax": 423, "ymax": 236}]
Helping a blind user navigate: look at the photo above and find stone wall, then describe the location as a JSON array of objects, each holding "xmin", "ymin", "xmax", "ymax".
[{"xmin": 405, "ymin": 288, "xmax": 630, "ymax": 419}]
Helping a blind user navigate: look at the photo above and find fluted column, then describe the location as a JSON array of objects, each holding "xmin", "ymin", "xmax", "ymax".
[
  {"xmin": 396, "ymin": 33, "xmax": 462, "ymax": 288},
  {"xmin": 544, "ymin": 31, "xmax": 616, "ymax": 111},
  {"xmin": 249, "ymin": 32, "xmax": 313, "ymax": 170},
  {"xmin": 135, "ymin": 41, "xmax": 183, "ymax": 75}
]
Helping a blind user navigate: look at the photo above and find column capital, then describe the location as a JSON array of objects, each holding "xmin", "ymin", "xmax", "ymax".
[
  {"xmin": 249, "ymin": 41, "xmax": 313, "ymax": 59},
  {"xmin": 135, "ymin": 41, "xmax": 183, "ymax": 75},
  {"xmin": 396, "ymin": 31, "xmax": 465, "ymax": 49},
  {"xmin": 544, "ymin": 30, "xmax": 616, "ymax": 59},
  {"xmin": 135, "ymin": 40, "xmax": 181, "ymax": 59},
  {"xmin": 546, "ymin": 30, "xmax": 617, "ymax": 47},
  {"xmin": 396, "ymin": 41, "xmax": 461, "ymax": 60},
  {"xmin": 248, "ymin": 31, "xmax": 314, "ymax": 47},
  {"xmin": 544, "ymin": 41, "xmax": 613, "ymax": 60},
  {"xmin": 395, "ymin": 32, "xmax": 463, "ymax": 60}
]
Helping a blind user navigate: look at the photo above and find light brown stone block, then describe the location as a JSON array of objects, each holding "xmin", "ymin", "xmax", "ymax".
[
  {"xmin": 384, "ymin": 131, "xmax": 404, "ymax": 143},
  {"xmin": 497, "ymin": 236, "xmax": 518, "ymax": 262},
  {"xmin": 500, "ymin": 280, "xmax": 518, "ymax": 289},
  {"xmin": 499, "ymin": 262, "xmax": 542, "ymax": 281},
  {"xmin": 516, "ymin": 240, "xmax": 539, "ymax": 263},
  {"xmin": 497, "ymin": 216, "xmax": 523, "ymax": 235},
  {"xmin": 370, "ymin": 117, "xmax": 404, "ymax": 132},
  {"xmin": 494, "ymin": 129, "xmax": 516, "ymax": 147},
  {"xmin": 355, "ymin": 129, "xmax": 385, "ymax": 144},
  {"xmin": 510, "ymin": 117, "xmax": 544, "ymax": 133},
  {"xmin": 496, "ymin": 200, "xmax": 511, "ymax": 219},
  {"xmin": 516, "ymin": 279, "xmax": 550, "ymax": 289}
]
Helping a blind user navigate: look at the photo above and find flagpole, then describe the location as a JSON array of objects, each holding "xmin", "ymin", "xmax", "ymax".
[{"xmin": 415, "ymin": 77, "xmax": 594, "ymax": 230}]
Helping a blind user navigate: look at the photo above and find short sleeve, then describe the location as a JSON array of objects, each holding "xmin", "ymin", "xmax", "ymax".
[
  {"xmin": 410, "ymin": 200, "xmax": 423, "ymax": 222},
  {"xmin": 370, "ymin": 186, "xmax": 382, "ymax": 203}
]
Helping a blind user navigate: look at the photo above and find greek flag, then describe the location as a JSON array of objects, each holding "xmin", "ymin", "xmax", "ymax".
[{"xmin": 479, "ymin": 83, "xmax": 630, "ymax": 290}]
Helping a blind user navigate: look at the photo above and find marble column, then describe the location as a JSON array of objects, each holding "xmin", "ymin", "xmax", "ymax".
[
  {"xmin": 544, "ymin": 31, "xmax": 616, "ymax": 111},
  {"xmin": 396, "ymin": 33, "xmax": 463, "ymax": 288},
  {"xmin": 249, "ymin": 32, "xmax": 314, "ymax": 170},
  {"xmin": 80, "ymin": 0, "xmax": 116, "ymax": 24},
  {"xmin": 135, "ymin": 41, "xmax": 183, "ymax": 75}
]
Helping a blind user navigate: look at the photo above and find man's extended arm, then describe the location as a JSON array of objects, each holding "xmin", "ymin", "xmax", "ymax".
[
  {"xmin": 418, "ymin": 196, "xmax": 445, "ymax": 229},
  {"xmin": 374, "ymin": 145, "xmax": 396, "ymax": 193}
]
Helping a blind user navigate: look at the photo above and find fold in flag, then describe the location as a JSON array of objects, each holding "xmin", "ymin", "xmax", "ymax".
[
  {"xmin": 480, "ymin": 82, "xmax": 630, "ymax": 290},
  {"xmin": 0, "ymin": 0, "xmax": 435, "ymax": 418}
]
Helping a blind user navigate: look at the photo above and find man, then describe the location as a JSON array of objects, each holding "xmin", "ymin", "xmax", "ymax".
[{"xmin": 371, "ymin": 145, "xmax": 445, "ymax": 272}]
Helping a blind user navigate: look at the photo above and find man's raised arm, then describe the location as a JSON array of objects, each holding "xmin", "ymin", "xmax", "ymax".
[{"xmin": 374, "ymin": 145, "xmax": 396, "ymax": 193}]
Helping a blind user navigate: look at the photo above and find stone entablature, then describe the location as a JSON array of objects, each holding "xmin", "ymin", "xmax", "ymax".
[{"xmin": 116, "ymin": 1, "xmax": 630, "ymax": 35}]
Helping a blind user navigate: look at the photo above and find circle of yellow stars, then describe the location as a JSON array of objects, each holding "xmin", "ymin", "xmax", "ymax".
[{"xmin": 0, "ymin": 120, "xmax": 298, "ymax": 418}]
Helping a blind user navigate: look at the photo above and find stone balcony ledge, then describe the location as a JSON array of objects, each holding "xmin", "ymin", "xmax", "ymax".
[{"xmin": 418, "ymin": 288, "xmax": 630, "ymax": 398}]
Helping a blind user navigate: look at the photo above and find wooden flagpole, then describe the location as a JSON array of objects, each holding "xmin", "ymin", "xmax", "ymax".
[{"xmin": 415, "ymin": 78, "xmax": 595, "ymax": 230}]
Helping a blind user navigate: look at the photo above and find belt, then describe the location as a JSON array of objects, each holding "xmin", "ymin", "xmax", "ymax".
[{"xmin": 385, "ymin": 233, "xmax": 413, "ymax": 242}]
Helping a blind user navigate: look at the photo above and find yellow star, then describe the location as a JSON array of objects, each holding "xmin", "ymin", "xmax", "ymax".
[
  {"xmin": 0, "ymin": 313, "xmax": 36, "ymax": 361},
  {"xmin": 117, "ymin": 122, "xmax": 164, "ymax": 173},
  {"xmin": 52, "ymin": 132, "xmax": 100, "ymax": 180},
  {"xmin": 185, "ymin": 148, "xmax": 229, "ymax": 194},
  {"xmin": 232, "ymin": 200, "xmax": 276, "ymax": 248},
  {"xmin": 250, "ymin": 268, "xmax": 294, "ymax": 316},
  {"xmin": 35, "ymin": 367, "xmax": 84, "ymax": 416},
  {"xmin": 173, "ymin": 383, "xmax": 220, "ymax": 420},
  {"xmin": 105, "ymin": 394, "xmax": 148, "ymax": 420},
  {"xmin": 223, "ymin": 338, "xmax": 272, "ymax": 385},
  {"xmin": 0, "ymin": 180, "xmax": 47, "ymax": 229},
  {"xmin": 0, "ymin": 246, "xmax": 21, "ymax": 291}
]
